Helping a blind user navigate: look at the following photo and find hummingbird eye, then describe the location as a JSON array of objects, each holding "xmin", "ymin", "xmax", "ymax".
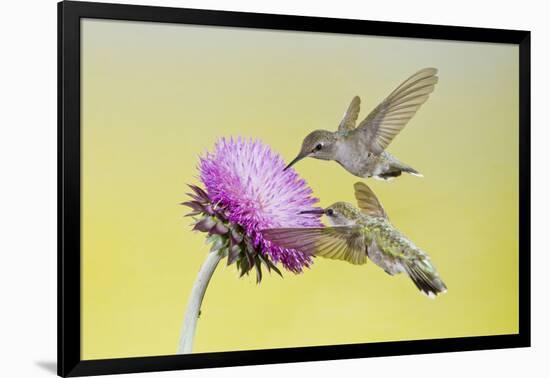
[
  {"xmin": 314, "ymin": 143, "xmax": 323, "ymax": 151},
  {"xmin": 325, "ymin": 208, "xmax": 334, "ymax": 216}
]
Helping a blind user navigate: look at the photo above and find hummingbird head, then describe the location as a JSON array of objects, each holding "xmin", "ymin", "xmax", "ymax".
[
  {"xmin": 300, "ymin": 202, "xmax": 361, "ymax": 226},
  {"xmin": 284, "ymin": 130, "xmax": 338, "ymax": 171}
]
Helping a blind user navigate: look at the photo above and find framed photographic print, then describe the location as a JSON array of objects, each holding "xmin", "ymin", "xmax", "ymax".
[{"xmin": 58, "ymin": 0, "xmax": 530, "ymax": 376}]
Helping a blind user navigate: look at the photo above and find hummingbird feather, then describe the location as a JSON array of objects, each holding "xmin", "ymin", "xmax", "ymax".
[
  {"xmin": 262, "ymin": 226, "xmax": 367, "ymax": 265},
  {"xmin": 353, "ymin": 182, "xmax": 387, "ymax": 219},
  {"xmin": 356, "ymin": 67, "xmax": 439, "ymax": 154},
  {"xmin": 402, "ymin": 257, "xmax": 447, "ymax": 298},
  {"xmin": 338, "ymin": 96, "xmax": 361, "ymax": 133}
]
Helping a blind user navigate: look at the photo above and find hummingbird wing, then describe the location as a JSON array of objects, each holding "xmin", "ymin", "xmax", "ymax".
[
  {"xmin": 262, "ymin": 226, "xmax": 367, "ymax": 265},
  {"xmin": 337, "ymin": 96, "xmax": 361, "ymax": 133},
  {"xmin": 354, "ymin": 182, "xmax": 388, "ymax": 219},
  {"xmin": 356, "ymin": 68, "xmax": 438, "ymax": 154}
]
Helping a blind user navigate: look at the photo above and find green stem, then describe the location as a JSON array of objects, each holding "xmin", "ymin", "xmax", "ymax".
[{"xmin": 177, "ymin": 251, "xmax": 222, "ymax": 354}]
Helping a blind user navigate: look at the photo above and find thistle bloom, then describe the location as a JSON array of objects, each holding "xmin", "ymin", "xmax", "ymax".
[
  {"xmin": 178, "ymin": 137, "xmax": 322, "ymax": 354},
  {"xmin": 185, "ymin": 137, "xmax": 322, "ymax": 277}
]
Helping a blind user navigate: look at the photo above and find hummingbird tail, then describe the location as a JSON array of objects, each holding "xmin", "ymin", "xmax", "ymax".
[
  {"xmin": 403, "ymin": 259, "xmax": 447, "ymax": 298},
  {"xmin": 376, "ymin": 163, "xmax": 422, "ymax": 180},
  {"xmin": 402, "ymin": 166, "xmax": 423, "ymax": 177}
]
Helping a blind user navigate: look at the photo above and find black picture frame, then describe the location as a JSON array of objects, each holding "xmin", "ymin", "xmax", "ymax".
[{"xmin": 58, "ymin": 1, "xmax": 531, "ymax": 376}]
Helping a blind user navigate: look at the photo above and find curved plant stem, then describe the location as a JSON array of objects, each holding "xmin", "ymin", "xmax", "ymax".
[{"xmin": 177, "ymin": 251, "xmax": 222, "ymax": 354}]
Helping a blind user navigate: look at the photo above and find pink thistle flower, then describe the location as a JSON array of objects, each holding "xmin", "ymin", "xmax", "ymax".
[{"xmin": 186, "ymin": 137, "xmax": 322, "ymax": 276}]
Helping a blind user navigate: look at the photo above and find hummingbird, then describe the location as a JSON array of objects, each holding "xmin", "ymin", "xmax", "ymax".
[
  {"xmin": 262, "ymin": 182, "xmax": 447, "ymax": 297},
  {"xmin": 284, "ymin": 68, "xmax": 439, "ymax": 180}
]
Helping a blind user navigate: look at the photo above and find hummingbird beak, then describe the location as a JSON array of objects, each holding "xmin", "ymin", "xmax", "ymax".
[
  {"xmin": 283, "ymin": 153, "xmax": 307, "ymax": 171},
  {"xmin": 299, "ymin": 209, "xmax": 325, "ymax": 215}
]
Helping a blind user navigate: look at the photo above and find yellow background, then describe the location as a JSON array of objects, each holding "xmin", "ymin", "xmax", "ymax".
[{"xmin": 81, "ymin": 19, "xmax": 519, "ymax": 359}]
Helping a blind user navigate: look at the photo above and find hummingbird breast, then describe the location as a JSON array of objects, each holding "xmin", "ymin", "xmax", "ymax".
[{"xmin": 335, "ymin": 140, "xmax": 379, "ymax": 178}]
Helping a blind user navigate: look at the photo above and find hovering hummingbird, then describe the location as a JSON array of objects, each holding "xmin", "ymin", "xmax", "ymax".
[
  {"xmin": 284, "ymin": 68, "xmax": 439, "ymax": 180},
  {"xmin": 263, "ymin": 182, "xmax": 447, "ymax": 297}
]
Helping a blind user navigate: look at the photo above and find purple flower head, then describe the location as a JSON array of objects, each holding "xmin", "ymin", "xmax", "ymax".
[{"xmin": 198, "ymin": 137, "xmax": 322, "ymax": 273}]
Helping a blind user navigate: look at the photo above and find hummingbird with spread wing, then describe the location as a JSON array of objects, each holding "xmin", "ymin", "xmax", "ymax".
[
  {"xmin": 262, "ymin": 182, "xmax": 447, "ymax": 297},
  {"xmin": 284, "ymin": 68, "xmax": 438, "ymax": 180}
]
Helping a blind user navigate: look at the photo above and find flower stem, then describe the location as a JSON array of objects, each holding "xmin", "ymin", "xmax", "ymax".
[{"xmin": 177, "ymin": 251, "xmax": 222, "ymax": 354}]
